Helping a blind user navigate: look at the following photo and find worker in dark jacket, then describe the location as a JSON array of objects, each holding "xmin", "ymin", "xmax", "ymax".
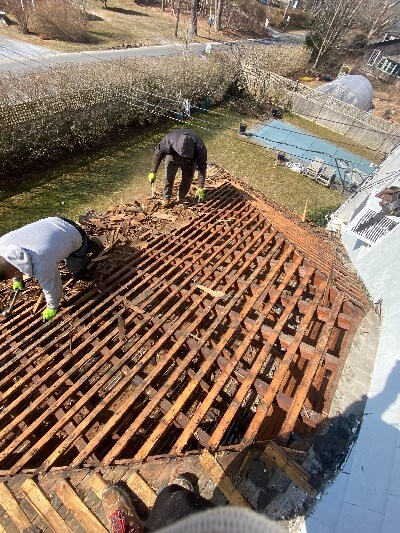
[{"xmin": 148, "ymin": 129, "xmax": 207, "ymax": 208}]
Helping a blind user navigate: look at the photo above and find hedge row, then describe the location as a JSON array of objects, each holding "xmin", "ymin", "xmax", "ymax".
[{"xmin": 0, "ymin": 44, "xmax": 310, "ymax": 177}]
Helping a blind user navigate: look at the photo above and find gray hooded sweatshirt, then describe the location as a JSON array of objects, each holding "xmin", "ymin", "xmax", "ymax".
[{"xmin": 0, "ymin": 217, "xmax": 83, "ymax": 309}]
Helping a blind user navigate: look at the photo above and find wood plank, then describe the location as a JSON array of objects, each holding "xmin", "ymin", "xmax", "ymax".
[
  {"xmin": 126, "ymin": 471, "xmax": 157, "ymax": 508},
  {"xmin": 277, "ymin": 294, "xmax": 344, "ymax": 443},
  {"xmin": 134, "ymin": 374, "xmax": 210, "ymax": 447},
  {"xmin": 262, "ymin": 442, "xmax": 317, "ymax": 496},
  {"xmin": 90, "ymin": 472, "xmax": 109, "ymax": 500},
  {"xmin": 199, "ymin": 450, "xmax": 251, "ymax": 508},
  {"xmin": 0, "ymin": 482, "xmax": 34, "ymax": 532},
  {"xmin": 106, "ymin": 217, "xmax": 275, "ymax": 464},
  {"xmin": 324, "ymin": 353, "xmax": 339, "ymax": 372},
  {"xmin": 55, "ymin": 478, "xmax": 108, "ymax": 533},
  {"xmin": 105, "ymin": 231, "xmax": 280, "ymax": 465},
  {"xmin": 165, "ymin": 241, "xmax": 290, "ymax": 457},
  {"xmin": 206, "ymin": 259, "xmax": 311, "ymax": 451},
  {"xmin": 20, "ymin": 478, "xmax": 71, "ymax": 533},
  {"xmin": 243, "ymin": 274, "xmax": 326, "ymax": 444},
  {"xmin": 322, "ymin": 263, "xmax": 334, "ymax": 306},
  {"xmin": 62, "ymin": 209, "xmax": 264, "ymax": 468}
]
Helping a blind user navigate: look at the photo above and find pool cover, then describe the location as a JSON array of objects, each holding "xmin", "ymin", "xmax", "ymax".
[{"xmin": 252, "ymin": 120, "xmax": 375, "ymax": 184}]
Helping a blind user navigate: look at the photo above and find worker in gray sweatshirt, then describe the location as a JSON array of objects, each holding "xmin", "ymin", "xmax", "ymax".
[{"xmin": 0, "ymin": 217, "xmax": 90, "ymax": 321}]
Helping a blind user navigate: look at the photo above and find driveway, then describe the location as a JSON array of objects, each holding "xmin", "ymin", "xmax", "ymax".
[
  {"xmin": 0, "ymin": 30, "xmax": 305, "ymax": 73},
  {"xmin": 0, "ymin": 34, "xmax": 59, "ymax": 56}
]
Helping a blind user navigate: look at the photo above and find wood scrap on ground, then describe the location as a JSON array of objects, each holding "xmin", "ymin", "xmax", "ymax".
[
  {"xmin": 199, "ymin": 450, "xmax": 251, "ymax": 508},
  {"xmin": 262, "ymin": 442, "xmax": 317, "ymax": 496}
]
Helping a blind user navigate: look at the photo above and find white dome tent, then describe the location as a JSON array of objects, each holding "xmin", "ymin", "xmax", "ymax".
[{"xmin": 316, "ymin": 74, "xmax": 374, "ymax": 111}]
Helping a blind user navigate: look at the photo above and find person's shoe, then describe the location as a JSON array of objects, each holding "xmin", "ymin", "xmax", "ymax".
[
  {"xmin": 172, "ymin": 474, "xmax": 195, "ymax": 492},
  {"xmin": 162, "ymin": 198, "xmax": 171, "ymax": 208},
  {"xmin": 178, "ymin": 196, "xmax": 192, "ymax": 205},
  {"xmin": 102, "ymin": 485, "xmax": 144, "ymax": 533}
]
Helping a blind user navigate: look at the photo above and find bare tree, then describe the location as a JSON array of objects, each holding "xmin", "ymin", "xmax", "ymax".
[
  {"xmin": 356, "ymin": 0, "xmax": 400, "ymax": 40},
  {"xmin": 174, "ymin": 0, "xmax": 181, "ymax": 37},
  {"xmin": 215, "ymin": 0, "xmax": 225, "ymax": 31},
  {"xmin": 0, "ymin": 0, "xmax": 34, "ymax": 33},
  {"xmin": 190, "ymin": 0, "xmax": 199, "ymax": 35},
  {"xmin": 306, "ymin": 0, "xmax": 365, "ymax": 68}
]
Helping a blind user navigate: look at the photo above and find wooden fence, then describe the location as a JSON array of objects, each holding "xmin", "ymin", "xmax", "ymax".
[{"xmin": 243, "ymin": 69, "xmax": 400, "ymax": 155}]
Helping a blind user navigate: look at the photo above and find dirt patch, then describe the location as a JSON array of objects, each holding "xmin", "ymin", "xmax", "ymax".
[{"xmin": 372, "ymin": 86, "xmax": 400, "ymax": 123}]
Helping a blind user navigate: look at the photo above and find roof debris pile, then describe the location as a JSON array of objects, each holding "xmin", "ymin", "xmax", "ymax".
[{"xmin": 0, "ymin": 166, "xmax": 369, "ymax": 478}]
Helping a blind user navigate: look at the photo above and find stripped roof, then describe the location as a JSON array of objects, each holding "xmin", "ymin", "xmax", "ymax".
[{"xmin": 0, "ymin": 167, "xmax": 369, "ymax": 477}]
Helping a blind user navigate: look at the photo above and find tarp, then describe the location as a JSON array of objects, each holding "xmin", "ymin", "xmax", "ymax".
[{"xmin": 316, "ymin": 75, "xmax": 374, "ymax": 111}]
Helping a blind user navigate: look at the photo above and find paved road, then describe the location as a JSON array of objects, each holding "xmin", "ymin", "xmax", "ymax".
[{"xmin": 0, "ymin": 30, "xmax": 305, "ymax": 73}]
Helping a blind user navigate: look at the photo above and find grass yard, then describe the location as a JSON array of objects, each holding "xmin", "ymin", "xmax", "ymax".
[
  {"xmin": 197, "ymin": 109, "xmax": 346, "ymax": 218},
  {"xmin": 1, "ymin": 0, "xmax": 230, "ymax": 53},
  {"xmin": 0, "ymin": 107, "xmax": 350, "ymax": 234}
]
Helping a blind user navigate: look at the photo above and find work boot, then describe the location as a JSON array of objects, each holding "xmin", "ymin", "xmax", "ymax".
[
  {"xmin": 161, "ymin": 198, "xmax": 170, "ymax": 209},
  {"xmin": 178, "ymin": 196, "xmax": 192, "ymax": 205},
  {"xmin": 102, "ymin": 485, "xmax": 144, "ymax": 533}
]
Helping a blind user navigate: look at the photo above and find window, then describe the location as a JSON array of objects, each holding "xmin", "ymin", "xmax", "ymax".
[
  {"xmin": 367, "ymin": 49, "xmax": 381, "ymax": 66},
  {"xmin": 377, "ymin": 57, "xmax": 389, "ymax": 70},
  {"xmin": 377, "ymin": 57, "xmax": 399, "ymax": 75}
]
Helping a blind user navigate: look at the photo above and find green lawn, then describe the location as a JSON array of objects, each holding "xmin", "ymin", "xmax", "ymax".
[
  {"xmin": 1, "ymin": 108, "xmax": 353, "ymax": 234},
  {"xmin": 195, "ymin": 109, "xmax": 346, "ymax": 219}
]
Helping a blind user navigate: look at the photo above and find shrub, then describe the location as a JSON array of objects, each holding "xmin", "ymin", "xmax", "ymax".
[
  {"xmin": 223, "ymin": 0, "xmax": 266, "ymax": 35},
  {"xmin": 0, "ymin": 51, "xmax": 240, "ymax": 177},
  {"xmin": 0, "ymin": 42, "xmax": 311, "ymax": 177},
  {"xmin": 31, "ymin": 0, "xmax": 88, "ymax": 42},
  {"xmin": 307, "ymin": 205, "xmax": 341, "ymax": 227},
  {"xmin": 0, "ymin": 0, "xmax": 32, "ymax": 33},
  {"xmin": 237, "ymin": 43, "xmax": 311, "ymax": 78}
]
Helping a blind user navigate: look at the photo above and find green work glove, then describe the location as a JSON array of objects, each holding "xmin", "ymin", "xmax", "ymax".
[
  {"xmin": 12, "ymin": 278, "xmax": 24, "ymax": 291},
  {"xmin": 42, "ymin": 308, "xmax": 57, "ymax": 321},
  {"xmin": 196, "ymin": 188, "xmax": 205, "ymax": 202},
  {"xmin": 148, "ymin": 172, "xmax": 156, "ymax": 184}
]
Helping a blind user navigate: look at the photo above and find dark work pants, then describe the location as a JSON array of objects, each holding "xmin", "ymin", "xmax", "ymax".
[
  {"xmin": 60, "ymin": 217, "xmax": 90, "ymax": 273},
  {"xmin": 145, "ymin": 485, "xmax": 215, "ymax": 531},
  {"xmin": 163, "ymin": 156, "xmax": 196, "ymax": 199}
]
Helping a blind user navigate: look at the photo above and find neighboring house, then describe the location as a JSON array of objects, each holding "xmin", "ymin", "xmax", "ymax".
[
  {"xmin": 329, "ymin": 144, "xmax": 400, "ymax": 239},
  {"xmin": 364, "ymin": 38, "xmax": 400, "ymax": 80}
]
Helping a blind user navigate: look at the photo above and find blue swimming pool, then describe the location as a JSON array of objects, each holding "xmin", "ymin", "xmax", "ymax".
[{"xmin": 251, "ymin": 120, "xmax": 376, "ymax": 183}]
